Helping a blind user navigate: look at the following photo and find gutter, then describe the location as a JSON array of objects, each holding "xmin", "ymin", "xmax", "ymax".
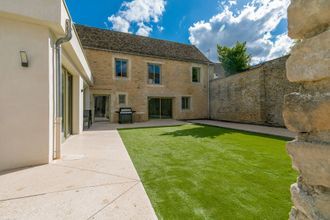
[{"xmin": 54, "ymin": 19, "xmax": 72, "ymax": 159}]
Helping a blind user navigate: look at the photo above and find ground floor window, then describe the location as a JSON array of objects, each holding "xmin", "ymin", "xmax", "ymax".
[
  {"xmin": 181, "ymin": 97, "xmax": 191, "ymax": 110},
  {"xmin": 118, "ymin": 94, "xmax": 127, "ymax": 106}
]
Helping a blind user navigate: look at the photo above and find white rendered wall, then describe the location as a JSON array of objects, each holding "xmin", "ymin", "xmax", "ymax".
[
  {"xmin": 0, "ymin": 18, "xmax": 53, "ymax": 171},
  {"xmin": 72, "ymin": 76, "xmax": 84, "ymax": 134}
]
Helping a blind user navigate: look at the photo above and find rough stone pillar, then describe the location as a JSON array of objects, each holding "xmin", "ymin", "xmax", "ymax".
[{"xmin": 283, "ymin": 0, "xmax": 330, "ymax": 219}]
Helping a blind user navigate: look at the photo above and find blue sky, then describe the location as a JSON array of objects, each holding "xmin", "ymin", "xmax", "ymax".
[{"xmin": 66, "ymin": 0, "xmax": 292, "ymax": 64}]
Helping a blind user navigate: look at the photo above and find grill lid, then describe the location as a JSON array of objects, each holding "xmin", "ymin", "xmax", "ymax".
[
  {"xmin": 118, "ymin": 107, "xmax": 135, "ymax": 114},
  {"xmin": 119, "ymin": 107, "xmax": 132, "ymax": 112}
]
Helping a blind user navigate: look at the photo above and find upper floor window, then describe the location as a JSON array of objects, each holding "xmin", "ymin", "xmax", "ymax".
[
  {"xmin": 115, "ymin": 59, "xmax": 128, "ymax": 78},
  {"xmin": 181, "ymin": 97, "xmax": 191, "ymax": 110},
  {"xmin": 148, "ymin": 63, "xmax": 161, "ymax": 84},
  {"xmin": 192, "ymin": 67, "xmax": 201, "ymax": 83}
]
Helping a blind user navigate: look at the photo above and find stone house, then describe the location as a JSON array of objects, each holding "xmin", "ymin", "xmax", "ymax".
[{"xmin": 76, "ymin": 25, "xmax": 211, "ymax": 123}]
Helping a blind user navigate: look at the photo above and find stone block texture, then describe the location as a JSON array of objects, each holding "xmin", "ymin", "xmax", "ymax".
[
  {"xmin": 287, "ymin": 141, "xmax": 330, "ymax": 187},
  {"xmin": 285, "ymin": 0, "xmax": 330, "ymax": 219},
  {"xmin": 210, "ymin": 56, "xmax": 299, "ymax": 127},
  {"xmin": 85, "ymin": 49, "xmax": 209, "ymax": 122},
  {"xmin": 283, "ymin": 93, "xmax": 330, "ymax": 133},
  {"xmin": 210, "ymin": 66, "xmax": 264, "ymax": 124},
  {"xmin": 290, "ymin": 183, "xmax": 330, "ymax": 220},
  {"xmin": 288, "ymin": 0, "xmax": 330, "ymax": 39},
  {"xmin": 286, "ymin": 29, "xmax": 330, "ymax": 82}
]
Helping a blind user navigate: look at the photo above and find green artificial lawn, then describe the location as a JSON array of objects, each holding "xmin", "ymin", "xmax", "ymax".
[{"xmin": 119, "ymin": 124, "xmax": 297, "ymax": 220}]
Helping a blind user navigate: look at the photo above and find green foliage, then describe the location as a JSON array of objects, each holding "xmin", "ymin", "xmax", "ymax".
[
  {"xmin": 119, "ymin": 124, "xmax": 297, "ymax": 219},
  {"xmin": 217, "ymin": 41, "xmax": 251, "ymax": 76}
]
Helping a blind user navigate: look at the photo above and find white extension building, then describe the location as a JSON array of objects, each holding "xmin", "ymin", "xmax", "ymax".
[{"xmin": 0, "ymin": 0, "xmax": 93, "ymax": 171}]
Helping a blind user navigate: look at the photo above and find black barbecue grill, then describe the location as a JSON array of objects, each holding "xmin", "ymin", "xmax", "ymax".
[{"xmin": 116, "ymin": 107, "xmax": 136, "ymax": 124}]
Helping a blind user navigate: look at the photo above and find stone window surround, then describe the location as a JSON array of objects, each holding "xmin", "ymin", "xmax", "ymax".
[
  {"xmin": 147, "ymin": 63, "xmax": 162, "ymax": 85},
  {"xmin": 117, "ymin": 92, "xmax": 128, "ymax": 107},
  {"xmin": 180, "ymin": 95, "xmax": 193, "ymax": 112},
  {"xmin": 113, "ymin": 56, "xmax": 131, "ymax": 81},
  {"xmin": 191, "ymin": 64, "xmax": 202, "ymax": 84},
  {"xmin": 144, "ymin": 60, "xmax": 164, "ymax": 87}
]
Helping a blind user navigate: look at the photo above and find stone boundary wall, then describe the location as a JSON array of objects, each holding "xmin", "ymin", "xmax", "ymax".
[
  {"xmin": 210, "ymin": 56, "xmax": 300, "ymax": 127},
  {"xmin": 283, "ymin": 1, "xmax": 330, "ymax": 219}
]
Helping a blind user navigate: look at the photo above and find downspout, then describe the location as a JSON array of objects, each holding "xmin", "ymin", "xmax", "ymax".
[
  {"xmin": 54, "ymin": 19, "xmax": 72, "ymax": 159},
  {"xmin": 207, "ymin": 62, "xmax": 211, "ymax": 119},
  {"xmin": 207, "ymin": 49, "xmax": 211, "ymax": 120}
]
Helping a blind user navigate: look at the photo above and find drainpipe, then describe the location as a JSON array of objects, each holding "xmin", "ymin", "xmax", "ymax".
[
  {"xmin": 207, "ymin": 49, "xmax": 211, "ymax": 120},
  {"xmin": 207, "ymin": 62, "xmax": 211, "ymax": 119},
  {"xmin": 54, "ymin": 19, "xmax": 72, "ymax": 159}
]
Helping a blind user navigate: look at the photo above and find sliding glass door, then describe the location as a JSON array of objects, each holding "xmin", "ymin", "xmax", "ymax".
[
  {"xmin": 62, "ymin": 68, "xmax": 73, "ymax": 140},
  {"xmin": 148, "ymin": 98, "xmax": 172, "ymax": 119}
]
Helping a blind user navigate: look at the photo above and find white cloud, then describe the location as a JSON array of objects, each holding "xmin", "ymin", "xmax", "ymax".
[
  {"xmin": 108, "ymin": 0, "xmax": 166, "ymax": 36},
  {"xmin": 189, "ymin": 0, "xmax": 292, "ymax": 64},
  {"xmin": 108, "ymin": 15, "xmax": 130, "ymax": 32},
  {"xmin": 228, "ymin": 0, "xmax": 237, "ymax": 6},
  {"xmin": 267, "ymin": 33, "xmax": 293, "ymax": 60},
  {"xmin": 136, "ymin": 22, "xmax": 153, "ymax": 36}
]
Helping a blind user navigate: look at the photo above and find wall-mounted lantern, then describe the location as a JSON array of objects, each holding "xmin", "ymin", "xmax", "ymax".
[{"xmin": 19, "ymin": 51, "xmax": 29, "ymax": 67}]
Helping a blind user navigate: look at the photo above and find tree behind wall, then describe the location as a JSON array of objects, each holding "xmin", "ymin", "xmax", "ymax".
[{"xmin": 217, "ymin": 42, "xmax": 251, "ymax": 76}]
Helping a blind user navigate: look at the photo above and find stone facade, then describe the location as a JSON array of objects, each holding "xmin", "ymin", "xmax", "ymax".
[
  {"xmin": 283, "ymin": 0, "xmax": 330, "ymax": 219},
  {"xmin": 85, "ymin": 48, "xmax": 209, "ymax": 123},
  {"xmin": 210, "ymin": 56, "xmax": 300, "ymax": 127}
]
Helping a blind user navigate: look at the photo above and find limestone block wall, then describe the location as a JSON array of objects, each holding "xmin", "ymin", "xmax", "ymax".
[
  {"xmin": 210, "ymin": 56, "xmax": 300, "ymax": 126},
  {"xmin": 84, "ymin": 48, "xmax": 209, "ymax": 122},
  {"xmin": 210, "ymin": 66, "xmax": 264, "ymax": 124},
  {"xmin": 283, "ymin": 0, "xmax": 330, "ymax": 219}
]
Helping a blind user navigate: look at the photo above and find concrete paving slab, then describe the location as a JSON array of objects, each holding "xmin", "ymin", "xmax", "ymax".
[
  {"xmin": 91, "ymin": 183, "xmax": 157, "ymax": 220},
  {"xmin": 0, "ymin": 182, "xmax": 136, "ymax": 220},
  {"xmin": 0, "ymin": 128, "xmax": 157, "ymax": 219},
  {"xmin": 55, "ymin": 159, "xmax": 141, "ymax": 180},
  {"xmin": 56, "ymin": 130, "xmax": 142, "ymax": 180},
  {"xmin": 0, "ymin": 164, "xmax": 133, "ymax": 201},
  {"xmin": 189, "ymin": 120, "xmax": 296, "ymax": 138}
]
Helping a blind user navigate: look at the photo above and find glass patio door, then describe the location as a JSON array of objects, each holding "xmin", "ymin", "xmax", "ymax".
[
  {"xmin": 148, "ymin": 98, "xmax": 172, "ymax": 119},
  {"xmin": 62, "ymin": 68, "xmax": 73, "ymax": 140}
]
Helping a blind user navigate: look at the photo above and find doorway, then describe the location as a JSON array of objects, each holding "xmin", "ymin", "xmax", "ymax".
[
  {"xmin": 62, "ymin": 68, "xmax": 73, "ymax": 140},
  {"xmin": 148, "ymin": 98, "xmax": 173, "ymax": 119},
  {"xmin": 94, "ymin": 95, "xmax": 110, "ymax": 122}
]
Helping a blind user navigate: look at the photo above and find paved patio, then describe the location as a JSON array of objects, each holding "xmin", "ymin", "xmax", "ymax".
[
  {"xmin": 189, "ymin": 119, "xmax": 295, "ymax": 138},
  {"xmin": 0, "ymin": 127, "xmax": 157, "ymax": 220},
  {"xmin": 0, "ymin": 119, "xmax": 294, "ymax": 219}
]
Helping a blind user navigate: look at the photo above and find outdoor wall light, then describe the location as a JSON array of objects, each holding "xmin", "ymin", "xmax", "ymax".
[{"xmin": 20, "ymin": 51, "xmax": 29, "ymax": 67}]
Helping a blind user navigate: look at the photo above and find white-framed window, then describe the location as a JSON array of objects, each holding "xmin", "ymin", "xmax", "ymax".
[
  {"xmin": 181, "ymin": 97, "xmax": 191, "ymax": 110},
  {"xmin": 148, "ymin": 63, "xmax": 161, "ymax": 84},
  {"xmin": 192, "ymin": 67, "xmax": 201, "ymax": 83},
  {"xmin": 118, "ymin": 94, "xmax": 127, "ymax": 106},
  {"xmin": 115, "ymin": 59, "xmax": 128, "ymax": 78}
]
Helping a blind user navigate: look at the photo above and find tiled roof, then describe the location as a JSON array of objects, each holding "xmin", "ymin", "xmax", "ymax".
[{"xmin": 75, "ymin": 24, "xmax": 211, "ymax": 64}]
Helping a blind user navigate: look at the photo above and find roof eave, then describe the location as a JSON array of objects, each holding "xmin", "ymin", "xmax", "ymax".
[{"xmin": 83, "ymin": 46, "xmax": 212, "ymax": 65}]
